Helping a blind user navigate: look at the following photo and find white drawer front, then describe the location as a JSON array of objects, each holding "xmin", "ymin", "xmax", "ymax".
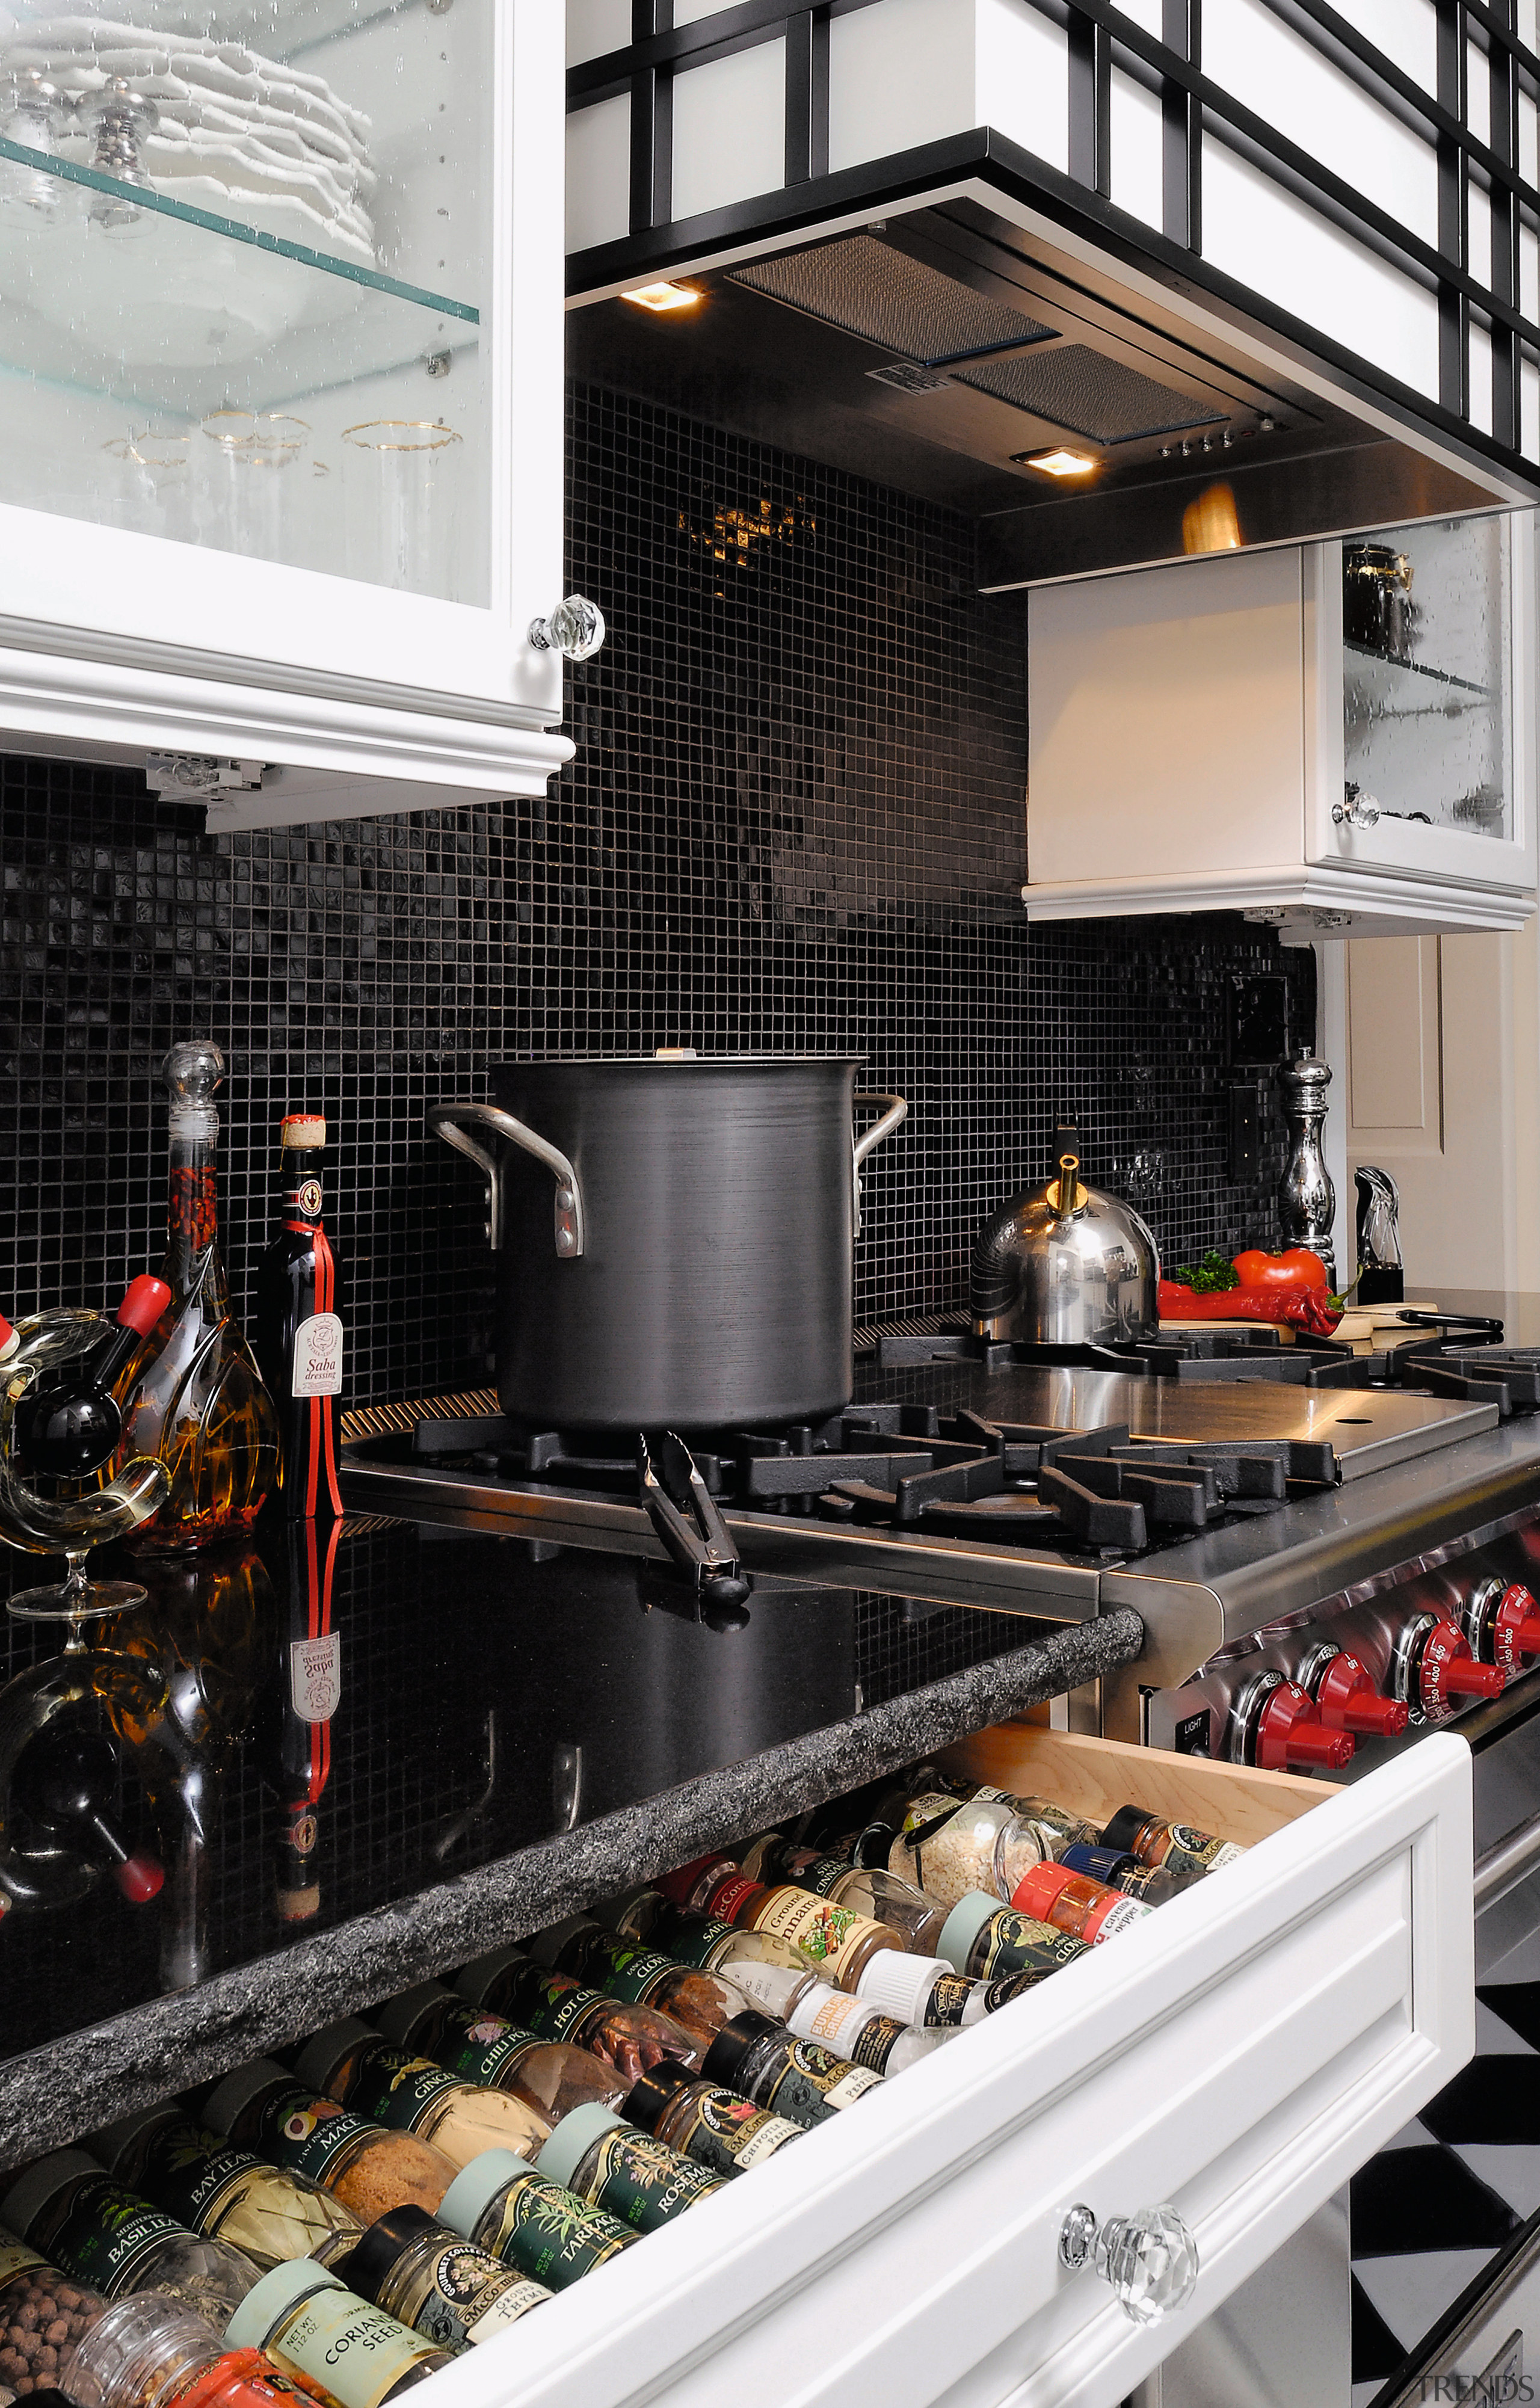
[{"xmin": 419, "ymin": 1734, "xmax": 1473, "ymax": 2408}]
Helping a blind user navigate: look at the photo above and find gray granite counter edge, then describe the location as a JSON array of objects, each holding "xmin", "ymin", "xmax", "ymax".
[{"xmin": 0, "ymin": 1608, "xmax": 1142, "ymax": 2173}]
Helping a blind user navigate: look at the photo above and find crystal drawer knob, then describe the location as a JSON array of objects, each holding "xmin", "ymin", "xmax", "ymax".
[
  {"xmin": 529, "ymin": 594, "xmax": 605, "ymax": 661},
  {"xmin": 1059, "ymin": 2202, "xmax": 1199, "ymax": 2326},
  {"xmin": 1332, "ymin": 784, "xmax": 1380, "ymax": 831}
]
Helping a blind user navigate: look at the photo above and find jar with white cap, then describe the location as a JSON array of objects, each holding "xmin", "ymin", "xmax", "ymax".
[
  {"xmin": 534, "ymin": 2107, "xmax": 725, "ymax": 2233},
  {"xmin": 700, "ymin": 2012, "xmax": 881, "ymax": 2126},
  {"xmin": 707, "ymin": 1955, "xmax": 949, "ymax": 2072},
  {"xmin": 224, "ymin": 2261, "xmax": 451, "ymax": 2406},
  {"xmin": 436, "ymin": 2150, "xmax": 636, "ymax": 2291}
]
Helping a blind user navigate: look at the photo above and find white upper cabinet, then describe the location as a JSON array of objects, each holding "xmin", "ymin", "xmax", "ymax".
[
  {"xmin": 0, "ymin": 0, "xmax": 579, "ymax": 828},
  {"xmin": 1024, "ymin": 515, "xmax": 1538, "ymax": 938}
]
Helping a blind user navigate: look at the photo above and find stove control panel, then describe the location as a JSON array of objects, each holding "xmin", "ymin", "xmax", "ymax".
[{"xmin": 1142, "ymin": 1512, "xmax": 1540, "ymax": 1770}]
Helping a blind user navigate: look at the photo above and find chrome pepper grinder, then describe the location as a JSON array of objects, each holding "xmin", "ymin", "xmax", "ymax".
[{"xmin": 1277, "ymin": 1048, "xmax": 1335, "ymax": 1287}]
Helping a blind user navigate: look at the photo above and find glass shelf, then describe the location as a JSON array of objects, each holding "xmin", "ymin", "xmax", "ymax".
[{"xmin": 1344, "ymin": 639, "xmax": 1492, "ymax": 712}]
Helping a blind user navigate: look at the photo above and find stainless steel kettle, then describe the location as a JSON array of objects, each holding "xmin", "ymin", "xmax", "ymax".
[{"xmin": 970, "ymin": 1125, "xmax": 1160, "ymax": 1346}]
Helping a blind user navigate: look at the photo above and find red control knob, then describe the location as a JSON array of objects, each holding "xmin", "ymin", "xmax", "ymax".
[
  {"xmin": 1420, "ymin": 1617, "xmax": 1506, "ymax": 1717},
  {"xmin": 1313, "ymin": 1650, "xmax": 1411, "ymax": 1737},
  {"xmin": 1491, "ymin": 1584, "xmax": 1540, "ymax": 1674},
  {"xmin": 1252, "ymin": 1681, "xmax": 1355, "ymax": 1772}
]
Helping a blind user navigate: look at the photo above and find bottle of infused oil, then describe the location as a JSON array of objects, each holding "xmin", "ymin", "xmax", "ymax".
[
  {"xmin": 255, "ymin": 1113, "xmax": 343, "ymax": 1520},
  {"xmin": 120, "ymin": 1042, "xmax": 278, "ymax": 1552}
]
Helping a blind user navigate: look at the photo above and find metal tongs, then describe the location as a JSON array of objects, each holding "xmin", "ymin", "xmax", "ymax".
[{"xmin": 636, "ymin": 1430, "xmax": 752, "ymax": 1628}]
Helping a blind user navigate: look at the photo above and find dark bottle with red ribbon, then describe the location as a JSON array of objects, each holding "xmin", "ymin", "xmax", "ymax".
[{"xmin": 255, "ymin": 1115, "xmax": 343, "ymax": 1520}]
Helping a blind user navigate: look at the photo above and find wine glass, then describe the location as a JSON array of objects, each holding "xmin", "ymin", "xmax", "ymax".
[{"xmin": 1, "ymin": 1308, "xmax": 169, "ymax": 1645}]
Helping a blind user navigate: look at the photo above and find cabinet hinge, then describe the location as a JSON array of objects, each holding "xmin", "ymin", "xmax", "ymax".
[{"xmin": 146, "ymin": 753, "xmax": 268, "ymax": 802}]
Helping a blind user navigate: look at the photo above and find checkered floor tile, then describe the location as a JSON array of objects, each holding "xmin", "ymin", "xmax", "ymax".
[{"xmin": 1349, "ymin": 1973, "xmax": 1540, "ymax": 2403}]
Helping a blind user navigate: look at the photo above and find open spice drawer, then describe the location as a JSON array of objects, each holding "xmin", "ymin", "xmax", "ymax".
[{"xmin": 417, "ymin": 1721, "xmax": 1474, "ymax": 2408}]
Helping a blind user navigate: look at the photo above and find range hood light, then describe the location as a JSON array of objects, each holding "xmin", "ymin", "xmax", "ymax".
[
  {"xmin": 622, "ymin": 281, "xmax": 701, "ymax": 312},
  {"xmin": 1016, "ymin": 448, "xmax": 1099, "ymax": 478}
]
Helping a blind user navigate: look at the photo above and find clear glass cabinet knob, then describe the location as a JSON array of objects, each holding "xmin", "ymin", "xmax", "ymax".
[
  {"xmin": 529, "ymin": 594, "xmax": 606, "ymax": 661},
  {"xmin": 1332, "ymin": 781, "xmax": 1381, "ymax": 831},
  {"xmin": 1059, "ymin": 2202, "xmax": 1199, "ymax": 2326}
]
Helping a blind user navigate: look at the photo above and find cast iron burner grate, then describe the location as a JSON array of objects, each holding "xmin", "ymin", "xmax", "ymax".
[{"xmin": 403, "ymin": 1402, "xmax": 1338, "ymax": 1558}]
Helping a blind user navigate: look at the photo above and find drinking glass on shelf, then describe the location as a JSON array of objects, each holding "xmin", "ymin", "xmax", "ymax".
[
  {"xmin": 100, "ymin": 424, "xmax": 192, "ymax": 541},
  {"xmin": 341, "ymin": 418, "xmax": 461, "ymax": 599},
  {"xmin": 194, "ymin": 410, "xmax": 309, "ymax": 564}
]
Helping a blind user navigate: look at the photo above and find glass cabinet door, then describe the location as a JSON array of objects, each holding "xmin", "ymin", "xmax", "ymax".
[
  {"xmin": 0, "ymin": 0, "xmax": 488, "ymax": 606},
  {"xmin": 1338, "ymin": 513, "xmax": 1518, "ymax": 858}
]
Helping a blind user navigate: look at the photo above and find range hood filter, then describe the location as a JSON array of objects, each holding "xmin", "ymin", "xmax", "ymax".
[
  {"xmin": 730, "ymin": 233, "xmax": 1055, "ymax": 368},
  {"xmin": 957, "ymin": 345, "xmax": 1227, "ymax": 446}
]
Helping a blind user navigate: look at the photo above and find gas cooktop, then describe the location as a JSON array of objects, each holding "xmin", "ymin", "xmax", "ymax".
[{"xmin": 337, "ymin": 1317, "xmax": 1513, "ymax": 1622}]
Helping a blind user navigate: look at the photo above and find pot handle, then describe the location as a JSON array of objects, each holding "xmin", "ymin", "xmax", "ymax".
[
  {"xmin": 428, "ymin": 1103, "xmax": 587, "ymax": 1259},
  {"xmin": 852, "ymin": 1092, "xmax": 908, "ymax": 1237}
]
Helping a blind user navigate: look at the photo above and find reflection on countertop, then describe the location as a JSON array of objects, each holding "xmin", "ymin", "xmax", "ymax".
[{"xmin": 0, "ymin": 1510, "xmax": 1023, "ymax": 2068}]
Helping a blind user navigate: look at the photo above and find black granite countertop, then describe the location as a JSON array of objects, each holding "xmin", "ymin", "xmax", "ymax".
[{"xmin": 0, "ymin": 1511, "xmax": 1142, "ymax": 2170}]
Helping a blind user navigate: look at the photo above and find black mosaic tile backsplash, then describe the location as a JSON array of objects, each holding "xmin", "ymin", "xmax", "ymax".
[{"xmin": 0, "ymin": 378, "xmax": 1314, "ymax": 1406}]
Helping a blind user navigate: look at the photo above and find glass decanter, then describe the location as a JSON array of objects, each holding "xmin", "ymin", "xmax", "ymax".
[
  {"xmin": 120, "ymin": 1041, "xmax": 279, "ymax": 1554},
  {"xmin": 0, "ymin": 1307, "xmax": 169, "ymax": 1627}
]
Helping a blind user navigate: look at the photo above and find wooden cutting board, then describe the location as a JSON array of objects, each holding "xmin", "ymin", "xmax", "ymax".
[{"xmin": 1159, "ymin": 1302, "xmax": 1437, "ymax": 1349}]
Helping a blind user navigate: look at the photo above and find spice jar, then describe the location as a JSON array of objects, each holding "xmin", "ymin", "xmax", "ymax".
[
  {"xmin": 1099, "ymin": 1806, "xmax": 1245, "ymax": 1880},
  {"xmin": 889, "ymin": 1794, "xmax": 1054, "ymax": 1911},
  {"xmin": 0, "ymin": 2227, "xmax": 106, "ymax": 2397},
  {"xmin": 701, "ymin": 2012, "xmax": 881, "ymax": 2128},
  {"xmin": 529, "ymin": 1919, "xmax": 754, "ymax": 2053},
  {"xmin": 1, "ymin": 2158, "xmax": 259, "ymax": 2338},
  {"xmin": 200, "ymin": 2064, "xmax": 455, "ymax": 2226},
  {"xmin": 293, "ymin": 2023, "xmax": 550, "ymax": 2175},
  {"xmin": 436, "ymin": 2150, "xmax": 635, "ymax": 2293},
  {"xmin": 225, "ymin": 2262, "xmax": 451, "ymax": 2406},
  {"xmin": 624, "ymin": 2066, "xmax": 802, "ymax": 2178},
  {"xmin": 659, "ymin": 1938, "xmax": 949, "ymax": 2071},
  {"xmin": 374, "ymin": 1985, "xmax": 626, "ymax": 2126},
  {"xmin": 63, "ymin": 2291, "xmax": 319, "ymax": 2408},
  {"xmin": 642, "ymin": 1905, "xmax": 808, "ymax": 1980},
  {"xmin": 970, "ymin": 1787, "xmax": 1100, "ymax": 1850},
  {"xmin": 1011, "ymin": 1862, "xmax": 1155, "ymax": 1945},
  {"xmin": 937, "ymin": 1893, "xmax": 1091, "ymax": 1985},
  {"xmin": 679, "ymin": 1873, "xmax": 915, "ymax": 1998},
  {"xmin": 824, "ymin": 1867, "xmax": 947, "ymax": 1954},
  {"xmin": 1058, "ymin": 1843, "xmax": 1200, "ymax": 1906},
  {"xmin": 534, "ymin": 2108, "xmax": 724, "ymax": 2233},
  {"xmin": 91, "ymin": 2111, "xmax": 361, "ymax": 2276},
  {"xmin": 339, "ymin": 2206, "xmax": 548, "ymax": 2348},
  {"xmin": 454, "ymin": 1948, "xmax": 703, "ymax": 2080}
]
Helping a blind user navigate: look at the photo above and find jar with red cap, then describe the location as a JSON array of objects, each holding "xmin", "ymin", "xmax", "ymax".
[
  {"xmin": 451, "ymin": 1949, "xmax": 703, "ymax": 2081},
  {"xmin": 1056, "ymin": 1844, "xmax": 1198, "ymax": 1906},
  {"xmin": 372, "ymin": 1984, "xmax": 626, "ymax": 2127},
  {"xmin": 63, "ymin": 2291, "xmax": 325, "ymax": 2408},
  {"xmin": 1010, "ymin": 1863, "xmax": 1155, "ymax": 1946}
]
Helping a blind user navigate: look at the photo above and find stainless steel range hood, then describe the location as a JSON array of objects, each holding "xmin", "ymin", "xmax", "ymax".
[{"xmin": 565, "ymin": 8, "xmax": 1540, "ymax": 590}]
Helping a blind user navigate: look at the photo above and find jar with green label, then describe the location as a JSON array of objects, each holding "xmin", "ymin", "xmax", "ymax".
[
  {"xmin": 534, "ymin": 2108, "xmax": 725, "ymax": 2234},
  {"xmin": 530, "ymin": 1919, "xmax": 754, "ymax": 2055},
  {"xmin": 937, "ymin": 1892, "xmax": 1092, "ymax": 1985},
  {"xmin": 226, "ymin": 2261, "xmax": 450, "ymax": 2406},
  {"xmin": 294, "ymin": 2023, "xmax": 550, "ymax": 2174},
  {"xmin": 0, "ymin": 2157, "xmax": 260, "ymax": 2339},
  {"xmin": 637, "ymin": 1906, "xmax": 808, "ymax": 1983},
  {"xmin": 90, "ymin": 2108, "xmax": 361, "ymax": 2274},
  {"xmin": 701, "ymin": 2012, "xmax": 881, "ymax": 2128},
  {"xmin": 624, "ymin": 2065, "xmax": 802, "ymax": 2178},
  {"xmin": 200, "ymin": 2063, "xmax": 455, "ymax": 2228},
  {"xmin": 436, "ymin": 2150, "xmax": 636, "ymax": 2293},
  {"xmin": 374, "ymin": 1985, "xmax": 626, "ymax": 2127},
  {"xmin": 340, "ymin": 2205, "xmax": 548, "ymax": 2350},
  {"xmin": 453, "ymin": 1949, "xmax": 703, "ymax": 2082}
]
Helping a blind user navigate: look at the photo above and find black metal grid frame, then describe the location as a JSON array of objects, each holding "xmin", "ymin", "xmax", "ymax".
[{"xmin": 567, "ymin": 0, "xmax": 1540, "ymax": 491}]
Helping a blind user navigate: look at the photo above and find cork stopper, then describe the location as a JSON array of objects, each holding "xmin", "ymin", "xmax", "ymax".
[{"xmin": 281, "ymin": 1114, "xmax": 326, "ymax": 1150}]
